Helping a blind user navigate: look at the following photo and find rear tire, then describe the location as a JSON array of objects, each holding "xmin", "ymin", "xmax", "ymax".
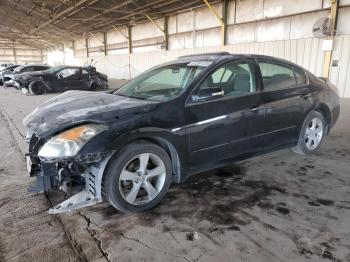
[
  {"xmin": 29, "ymin": 81, "xmax": 46, "ymax": 95},
  {"xmin": 103, "ymin": 141, "xmax": 172, "ymax": 213},
  {"xmin": 292, "ymin": 110, "xmax": 325, "ymax": 155}
]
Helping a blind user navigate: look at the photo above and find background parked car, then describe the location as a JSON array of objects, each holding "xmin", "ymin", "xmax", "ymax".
[
  {"xmin": 16, "ymin": 65, "xmax": 108, "ymax": 95},
  {"xmin": 0, "ymin": 63, "xmax": 14, "ymax": 71},
  {"xmin": 0, "ymin": 65, "xmax": 20, "ymax": 85},
  {"xmin": 3, "ymin": 64, "xmax": 50, "ymax": 87}
]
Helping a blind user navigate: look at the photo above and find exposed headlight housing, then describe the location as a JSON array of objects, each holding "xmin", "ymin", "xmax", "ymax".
[{"xmin": 38, "ymin": 124, "xmax": 106, "ymax": 158}]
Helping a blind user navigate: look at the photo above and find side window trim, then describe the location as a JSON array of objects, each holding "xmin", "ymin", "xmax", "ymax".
[
  {"xmin": 186, "ymin": 59, "xmax": 257, "ymax": 105},
  {"xmin": 257, "ymin": 59, "xmax": 309, "ymax": 92}
]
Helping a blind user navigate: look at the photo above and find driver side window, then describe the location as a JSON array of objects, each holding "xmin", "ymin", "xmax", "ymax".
[
  {"xmin": 197, "ymin": 61, "xmax": 256, "ymax": 100},
  {"xmin": 60, "ymin": 68, "xmax": 80, "ymax": 78}
]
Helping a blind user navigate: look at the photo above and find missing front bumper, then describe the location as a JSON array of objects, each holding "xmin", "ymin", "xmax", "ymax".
[
  {"xmin": 48, "ymin": 189, "xmax": 100, "ymax": 214},
  {"xmin": 27, "ymin": 152, "xmax": 114, "ymax": 214}
]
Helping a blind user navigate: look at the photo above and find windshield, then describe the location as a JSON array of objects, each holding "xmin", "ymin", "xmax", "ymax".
[{"xmin": 115, "ymin": 63, "xmax": 206, "ymax": 102}]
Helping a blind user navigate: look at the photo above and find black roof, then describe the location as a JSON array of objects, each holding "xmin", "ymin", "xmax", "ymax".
[{"xmin": 176, "ymin": 52, "xmax": 307, "ymax": 71}]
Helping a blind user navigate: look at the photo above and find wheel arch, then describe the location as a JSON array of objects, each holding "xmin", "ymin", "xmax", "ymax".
[
  {"xmin": 103, "ymin": 131, "xmax": 184, "ymax": 184},
  {"xmin": 28, "ymin": 80, "xmax": 48, "ymax": 94},
  {"xmin": 314, "ymin": 103, "xmax": 332, "ymax": 135}
]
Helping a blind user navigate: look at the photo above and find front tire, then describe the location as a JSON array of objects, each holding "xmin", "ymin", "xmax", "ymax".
[
  {"xmin": 28, "ymin": 81, "xmax": 46, "ymax": 95},
  {"xmin": 292, "ymin": 110, "xmax": 325, "ymax": 155},
  {"xmin": 103, "ymin": 141, "xmax": 172, "ymax": 213},
  {"xmin": 90, "ymin": 82, "xmax": 98, "ymax": 90}
]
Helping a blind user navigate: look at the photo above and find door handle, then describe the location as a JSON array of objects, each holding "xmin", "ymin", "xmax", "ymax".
[{"xmin": 250, "ymin": 105, "xmax": 264, "ymax": 112}]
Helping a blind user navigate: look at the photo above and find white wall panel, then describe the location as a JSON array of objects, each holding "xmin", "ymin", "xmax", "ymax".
[
  {"xmin": 227, "ymin": 23, "xmax": 256, "ymax": 44},
  {"xmin": 132, "ymin": 19, "xmax": 164, "ymax": 41},
  {"xmin": 330, "ymin": 35, "xmax": 350, "ymax": 97},
  {"xmin": 168, "ymin": 16, "xmax": 177, "ymax": 35},
  {"xmin": 256, "ymin": 18, "xmax": 291, "ymax": 42},
  {"xmin": 264, "ymin": 0, "xmax": 322, "ymax": 18},
  {"xmin": 74, "ymin": 39, "xmax": 86, "ymax": 49},
  {"xmin": 107, "ymin": 28, "xmax": 128, "ymax": 44},
  {"xmin": 337, "ymin": 7, "xmax": 350, "ymax": 35},
  {"xmin": 177, "ymin": 11, "xmax": 194, "ymax": 33},
  {"xmin": 88, "ymin": 33, "xmax": 104, "ymax": 48},
  {"xmin": 227, "ymin": 0, "xmax": 236, "ymax": 25},
  {"xmin": 236, "ymin": 0, "xmax": 264, "ymax": 23},
  {"xmin": 195, "ymin": 3, "xmax": 222, "ymax": 30},
  {"xmin": 195, "ymin": 28, "xmax": 221, "ymax": 47}
]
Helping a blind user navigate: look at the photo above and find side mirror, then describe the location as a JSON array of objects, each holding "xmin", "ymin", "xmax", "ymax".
[{"xmin": 193, "ymin": 87, "xmax": 224, "ymax": 101}]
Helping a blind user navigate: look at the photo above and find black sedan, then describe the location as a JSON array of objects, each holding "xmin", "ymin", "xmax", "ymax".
[
  {"xmin": 16, "ymin": 65, "xmax": 108, "ymax": 95},
  {"xmin": 23, "ymin": 52, "xmax": 339, "ymax": 214}
]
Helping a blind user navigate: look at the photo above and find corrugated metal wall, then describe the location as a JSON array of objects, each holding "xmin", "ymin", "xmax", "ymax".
[
  {"xmin": 48, "ymin": 0, "xmax": 350, "ymax": 97},
  {"xmin": 329, "ymin": 35, "xmax": 350, "ymax": 98},
  {"xmin": 72, "ymin": 37, "xmax": 325, "ymax": 79}
]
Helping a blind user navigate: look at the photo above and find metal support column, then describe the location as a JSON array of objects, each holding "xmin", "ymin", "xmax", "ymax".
[
  {"xmin": 164, "ymin": 16, "xmax": 169, "ymax": 50},
  {"xmin": 127, "ymin": 26, "xmax": 132, "ymax": 54},
  {"xmin": 103, "ymin": 32, "xmax": 107, "ymax": 56},
  {"xmin": 322, "ymin": 0, "xmax": 340, "ymax": 78},
  {"xmin": 222, "ymin": 0, "xmax": 228, "ymax": 46},
  {"xmin": 72, "ymin": 40, "xmax": 75, "ymax": 58},
  {"xmin": 85, "ymin": 38, "xmax": 89, "ymax": 58},
  {"xmin": 12, "ymin": 43, "xmax": 17, "ymax": 64},
  {"xmin": 202, "ymin": 0, "xmax": 225, "ymax": 49}
]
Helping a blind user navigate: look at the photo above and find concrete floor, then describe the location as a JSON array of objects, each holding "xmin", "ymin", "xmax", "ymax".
[{"xmin": 0, "ymin": 86, "xmax": 349, "ymax": 262}]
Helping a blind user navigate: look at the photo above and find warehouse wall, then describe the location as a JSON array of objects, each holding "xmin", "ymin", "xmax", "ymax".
[
  {"xmin": 47, "ymin": 0, "xmax": 350, "ymax": 97},
  {"xmin": 0, "ymin": 42, "xmax": 43, "ymax": 65}
]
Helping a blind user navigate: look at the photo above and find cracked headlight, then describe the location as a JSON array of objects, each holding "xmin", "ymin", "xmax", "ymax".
[{"xmin": 38, "ymin": 124, "xmax": 106, "ymax": 158}]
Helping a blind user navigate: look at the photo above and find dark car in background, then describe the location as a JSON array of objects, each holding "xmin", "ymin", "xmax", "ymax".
[
  {"xmin": 3, "ymin": 64, "xmax": 50, "ymax": 87},
  {"xmin": 0, "ymin": 63, "xmax": 14, "ymax": 71},
  {"xmin": 0, "ymin": 65, "xmax": 20, "ymax": 85},
  {"xmin": 23, "ymin": 52, "xmax": 339, "ymax": 215},
  {"xmin": 16, "ymin": 65, "xmax": 108, "ymax": 95}
]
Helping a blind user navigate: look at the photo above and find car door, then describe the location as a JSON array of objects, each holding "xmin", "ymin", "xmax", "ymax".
[
  {"xmin": 256, "ymin": 59, "xmax": 312, "ymax": 150},
  {"xmin": 185, "ymin": 59, "xmax": 265, "ymax": 168},
  {"xmin": 80, "ymin": 69, "xmax": 91, "ymax": 89},
  {"xmin": 56, "ymin": 68, "xmax": 81, "ymax": 91}
]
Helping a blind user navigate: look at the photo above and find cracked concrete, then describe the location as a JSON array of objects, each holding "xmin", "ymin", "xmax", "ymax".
[
  {"xmin": 77, "ymin": 211, "xmax": 111, "ymax": 262},
  {"xmin": 1, "ymin": 87, "xmax": 350, "ymax": 262},
  {"xmin": 0, "ymin": 104, "xmax": 78, "ymax": 262}
]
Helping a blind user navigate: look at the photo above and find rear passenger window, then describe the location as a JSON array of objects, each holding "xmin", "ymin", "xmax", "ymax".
[
  {"xmin": 259, "ymin": 62, "xmax": 301, "ymax": 91},
  {"xmin": 198, "ymin": 61, "xmax": 256, "ymax": 99},
  {"xmin": 295, "ymin": 69, "xmax": 307, "ymax": 85}
]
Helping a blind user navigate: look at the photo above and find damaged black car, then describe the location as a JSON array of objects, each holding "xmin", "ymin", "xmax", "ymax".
[
  {"xmin": 23, "ymin": 52, "xmax": 339, "ymax": 214},
  {"xmin": 3, "ymin": 64, "xmax": 51, "ymax": 88},
  {"xmin": 16, "ymin": 65, "xmax": 108, "ymax": 95}
]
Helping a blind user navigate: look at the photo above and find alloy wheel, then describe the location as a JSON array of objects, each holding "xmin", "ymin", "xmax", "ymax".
[
  {"xmin": 304, "ymin": 117, "xmax": 323, "ymax": 150},
  {"xmin": 118, "ymin": 153, "xmax": 166, "ymax": 205}
]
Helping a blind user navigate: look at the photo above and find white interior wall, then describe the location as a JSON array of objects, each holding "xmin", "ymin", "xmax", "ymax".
[
  {"xmin": 0, "ymin": 43, "xmax": 42, "ymax": 65},
  {"xmin": 47, "ymin": 0, "xmax": 350, "ymax": 97}
]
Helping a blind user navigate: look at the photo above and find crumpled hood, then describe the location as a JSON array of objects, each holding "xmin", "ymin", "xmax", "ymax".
[{"xmin": 23, "ymin": 91, "xmax": 157, "ymax": 137}]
